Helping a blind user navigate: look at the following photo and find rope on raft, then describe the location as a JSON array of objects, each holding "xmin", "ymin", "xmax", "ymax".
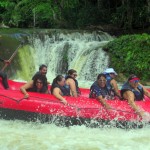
[{"xmin": 0, "ymin": 93, "xmax": 135, "ymax": 114}]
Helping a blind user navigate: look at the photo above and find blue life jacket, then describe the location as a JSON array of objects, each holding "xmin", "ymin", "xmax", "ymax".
[
  {"xmin": 53, "ymin": 83, "xmax": 70, "ymax": 96},
  {"xmin": 105, "ymin": 74, "xmax": 113, "ymax": 91},
  {"xmin": 89, "ymin": 81, "xmax": 114, "ymax": 99},
  {"xmin": 104, "ymin": 74, "xmax": 116, "ymax": 97},
  {"xmin": 121, "ymin": 82, "xmax": 144, "ymax": 101}
]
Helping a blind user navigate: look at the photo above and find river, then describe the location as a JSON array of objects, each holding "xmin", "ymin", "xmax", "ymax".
[{"xmin": 1, "ymin": 119, "xmax": 150, "ymax": 150}]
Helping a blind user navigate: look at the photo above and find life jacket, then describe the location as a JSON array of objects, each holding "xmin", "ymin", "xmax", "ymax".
[
  {"xmin": 89, "ymin": 81, "xmax": 114, "ymax": 99},
  {"xmin": 53, "ymin": 83, "xmax": 70, "ymax": 96},
  {"xmin": 65, "ymin": 75, "xmax": 81, "ymax": 95},
  {"xmin": 121, "ymin": 82, "xmax": 144, "ymax": 101},
  {"xmin": 105, "ymin": 74, "xmax": 115, "ymax": 94}
]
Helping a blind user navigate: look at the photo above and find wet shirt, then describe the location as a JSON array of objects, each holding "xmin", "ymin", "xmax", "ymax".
[{"xmin": 89, "ymin": 81, "xmax": 110, "ymax": 99}]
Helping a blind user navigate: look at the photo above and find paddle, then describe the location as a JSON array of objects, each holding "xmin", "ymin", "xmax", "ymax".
[{"xmin": 1, "ymin": 41, "xmax": 24, "ymax": 72}]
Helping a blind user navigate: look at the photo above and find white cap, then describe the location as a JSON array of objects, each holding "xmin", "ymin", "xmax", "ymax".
[{"xmin": 103, "ymin": 68, "xmax": 117, "ymax": 75}]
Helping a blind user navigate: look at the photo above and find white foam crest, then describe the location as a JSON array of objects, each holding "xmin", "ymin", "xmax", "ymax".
[{"xmin": 1, "ymin": 120, "xmax": 150, "ymax": 150}]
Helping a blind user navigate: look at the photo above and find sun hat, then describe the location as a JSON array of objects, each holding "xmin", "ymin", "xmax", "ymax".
[
  {"xmin": 103, "ymin": 68, "xmax": 117, "ymax": 75},
  {"xmin": 128, "ymin": 74, "xmax": 140, "ymax": 82}
]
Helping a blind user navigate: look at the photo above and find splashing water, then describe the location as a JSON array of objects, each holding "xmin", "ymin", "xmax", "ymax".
[{"xmin": 0, "ymin": 120, "xmax": 150, "ymax": 150}]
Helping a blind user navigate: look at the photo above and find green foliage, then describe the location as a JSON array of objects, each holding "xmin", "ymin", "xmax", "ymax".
[
  {"xmin": 0, "ymin": 0, "xmax": 149, "ymax": 29},
  {"xmin": 111, "ymin": 0, "xmax": 149, "ymax": 29},
  {"xmin": 103, "ymin": 34, "xmax": 150, "ymax": 80}
]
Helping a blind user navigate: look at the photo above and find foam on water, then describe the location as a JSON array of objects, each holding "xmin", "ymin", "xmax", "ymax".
[{"xmin": 0, "ymin": 120, "xmax": 150, "ymax": 150}]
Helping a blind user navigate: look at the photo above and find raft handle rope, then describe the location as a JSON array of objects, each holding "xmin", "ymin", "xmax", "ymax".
[
  {"xmin": 24, "ymin": 95, "xmax": 135, "ymax": 114},
  {"xmin": 0, "ymin": 93, "xmax": 26, "ymax": 103},
  {"xmin": 0, "ymin": 93, "xmax": 135, "ymax": 114}
]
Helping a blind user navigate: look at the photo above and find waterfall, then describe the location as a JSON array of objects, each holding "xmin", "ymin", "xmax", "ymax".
[{"xmin": 24, "ymin": 30, "xmax": 113, "ymax": 86}]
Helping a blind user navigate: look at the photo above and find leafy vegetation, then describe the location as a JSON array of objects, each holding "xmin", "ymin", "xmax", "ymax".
[
  {"xmin": 103, "ymin": 34, "xmax": 150, "ymax": 80},
  {"xmin": 0, "ymin": 0, "xmax": 149, "ymax": 30}
]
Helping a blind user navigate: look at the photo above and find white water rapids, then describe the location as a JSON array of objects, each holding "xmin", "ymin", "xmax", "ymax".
[{"xmin": 1, "ymin": 120, "xmax": 150, "ymax": 150}]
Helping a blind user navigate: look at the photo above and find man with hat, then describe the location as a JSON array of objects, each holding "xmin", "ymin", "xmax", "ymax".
[{"xmin": 103, "ymin": 68, "xmax": 122, "ymax": 99}]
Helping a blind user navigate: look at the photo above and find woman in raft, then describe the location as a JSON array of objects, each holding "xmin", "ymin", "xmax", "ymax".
[
  {"xmin": 65, "ymin": 69, "xmax": 81, "ymax": 97},
  {"xmin": 20, "ymin": 74, "xmax": 48, "ymax": 98},
  {"xmin": 89, "ymin": 73, "xmax": 115, "ymax": 110},
  {"xmin": 121, "ymin": 74, "xmax": 150, "ymax": 119},
  {"xmin": 50, "ymin": 75, "xmax": 70, "ymax": 105}
]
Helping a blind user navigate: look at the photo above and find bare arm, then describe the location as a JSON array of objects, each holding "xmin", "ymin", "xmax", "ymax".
[
  {"xmin": 53, "ymin": 87, "xmax": 67, "ymax": 105},
  {"xmin": 4, "ymin": 60, "xmax": 10, "ymax": 64},
  {"xmin": 97, "ymin": 95, "xmax": 111, "ymax": 110},
  {"xmin": 139, "ymin": 83, "xmax": 150, "ymax": 98},
  {"xmin": 66, "ymin": 79, "xmax": 78, "ymax": 97},
  {"xmin": 0, "ymin": 58, "xmax": 10, "ymax": 64},
  {"xmin": 123, "ymin": 90, "xmax": 145, "ymax": 117},
  {"xmin": 20, "ymin": 81, "xmax": 33, "ymax": 98},
  {"xmin": 144, "ymin": 88, "xmax": 150, "ymax": 98},
  {"xmin": 111, "ymin": 79, "xmax": 122, "ymax": 98}
]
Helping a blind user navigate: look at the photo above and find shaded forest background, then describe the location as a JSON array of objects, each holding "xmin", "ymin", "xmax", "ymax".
[{"xmin": 0, "ymin": 0, "xmax": 150, "ymax": 35}]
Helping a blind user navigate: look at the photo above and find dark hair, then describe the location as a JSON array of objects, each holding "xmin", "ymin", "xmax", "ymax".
[
  {"xmin": 33, "ymin": 74, "xmax": 47, "ymax": 86},
  {"xmin": 97, "ymin": 73, "xmax": 106, "ymax": 80},
  {"xmin": 29, "ymin": 74, "xmax": 48, "ymax": 93},
  {"xmin": 51, "ymin": 75, "xmax": 64, "ymax": 93},
  {"xmin": 67, "ymin": 69, "xmax": 77, "ymax": 75},
  {"xmin": 39, "ymin": 64, "xmax": 47, "ymax": 71}
]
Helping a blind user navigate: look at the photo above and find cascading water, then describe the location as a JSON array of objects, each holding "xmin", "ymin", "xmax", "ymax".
[{"xmin": 24, "ymin": 30, "xmax": 113, "ymax": 86}]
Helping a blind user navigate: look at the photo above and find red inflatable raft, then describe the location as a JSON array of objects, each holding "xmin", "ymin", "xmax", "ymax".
[{"xmin": 0, "ymin": 80, "xmax": 150, "ymax": 128}]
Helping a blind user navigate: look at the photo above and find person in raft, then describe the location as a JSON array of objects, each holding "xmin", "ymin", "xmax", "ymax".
[
  {"xmin": 65, "ymin": 69, "xmax": 81, "ymax": 97},
  {"xmin": 121, "ymin": 74, "xmax": 150, "ymax": 118},
  {"xmin": 20, "ymin": 74, "xmax": 48, "ymax": 98},
  {"xmin": 32, "ymin": 64, "xmax": 50, "ymax": 84},
  {"xmin": 51, "ymin": 75, "xmax": 70, "ymax": 105},
  {"xmin": 103, "ymin": 68, "xmax": 122, "ymax": 99},
  {"xmin": 89, "ymin": 73, "xmax": 114, "ymax": 110},
  {"xmin": 0, "ymin": 58, "xmax": 10, "ymax": 89}
]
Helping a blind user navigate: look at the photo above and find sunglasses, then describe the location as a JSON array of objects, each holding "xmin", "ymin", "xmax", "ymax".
[
  {"xmin": 130, "ymin": 80, "xmax": 139, "ymax": 83},
  {"xmin": 99, "ymin": 79, "xmax": 106, "ymax": 82},
  {"xmin": 110, "ymin": 73, "xmax": 115, "ymax": 75},
  {"xmin": 73, "ymin": 74, "xmax": 77, "ymax": 77}
]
